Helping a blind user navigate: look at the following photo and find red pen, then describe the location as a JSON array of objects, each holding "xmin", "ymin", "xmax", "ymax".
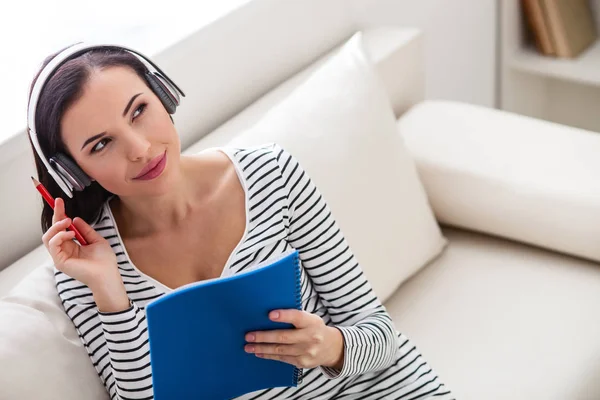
[{"xmin": 31, "ymin": 176, "xmax": 88, "ymax": 246}]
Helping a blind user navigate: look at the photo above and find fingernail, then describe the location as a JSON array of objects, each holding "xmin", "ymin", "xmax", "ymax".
[
  {"xmin": 246, "ymin": 334, "xmax": 255, "ymax": 342},
  {"xmin": 245, "ymin": 345, "xmax": 255, "ymax": 353},
  {"xmin": 271, "ymin": 311, "xmax": 280, "ymax": 320}
]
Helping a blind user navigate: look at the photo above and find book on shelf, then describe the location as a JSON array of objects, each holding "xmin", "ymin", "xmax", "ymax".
[{"xmin": 521, "ymin": 0, "xmax": 597, "ymax": 58}]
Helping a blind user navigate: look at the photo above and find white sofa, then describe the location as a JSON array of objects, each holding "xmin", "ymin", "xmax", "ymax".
[{"xmin": 2, "ymin": 4, "xmax": 600, "ymax": 399}]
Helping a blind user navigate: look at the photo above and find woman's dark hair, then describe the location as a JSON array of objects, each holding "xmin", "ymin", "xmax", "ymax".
[{"xmin": 27, "ymin": 44, "xmax": 150, "ymax": 233}]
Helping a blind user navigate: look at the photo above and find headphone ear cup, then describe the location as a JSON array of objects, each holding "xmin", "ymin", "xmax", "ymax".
[
  {"xmin": 49, "ymin": 153, "xmax": 93, "ymax": 192},
  {"xmin": 145, "ymin": 72, "xmax": 178, "ymax": 114}
]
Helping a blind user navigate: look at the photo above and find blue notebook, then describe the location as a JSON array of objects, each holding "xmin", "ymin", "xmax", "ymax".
[{"xmin": 145, "ymin": 249, "xmax": 303, "ymax": 400}]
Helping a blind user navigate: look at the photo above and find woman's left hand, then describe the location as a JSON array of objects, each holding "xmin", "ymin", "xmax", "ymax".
[{"xmin": 245, "ymin": 309, "xmax": 345, "ymax": 370}]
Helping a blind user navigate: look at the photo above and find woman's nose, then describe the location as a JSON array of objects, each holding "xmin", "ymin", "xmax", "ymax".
[{"xmin": 124, "ymin": 130, "xmax": 151, "ymax": 161}]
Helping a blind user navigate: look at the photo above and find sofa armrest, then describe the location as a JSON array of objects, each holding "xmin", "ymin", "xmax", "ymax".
[{"xmin": 398, "ymin": 100, "xmax": 600, "ymax": 263}]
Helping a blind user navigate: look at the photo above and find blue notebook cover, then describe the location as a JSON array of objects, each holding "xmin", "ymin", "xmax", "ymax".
[{"xmin": 146, "ymin": 249, "xmax": 303, "ymax": 400}]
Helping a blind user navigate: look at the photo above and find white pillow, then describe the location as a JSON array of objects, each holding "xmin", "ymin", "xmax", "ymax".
[
  {"xmin": 0, "ymin": 264, "xmax": 109, "ymax": 400},
  {"xmin": 229, "ymin": 32, "xmax": 447, "ymax": 302}
]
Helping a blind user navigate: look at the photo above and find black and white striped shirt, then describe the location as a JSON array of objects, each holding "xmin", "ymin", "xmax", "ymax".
[{"xmin": 55, "ymin": 143, "xmax": 454, "ymax": 400}]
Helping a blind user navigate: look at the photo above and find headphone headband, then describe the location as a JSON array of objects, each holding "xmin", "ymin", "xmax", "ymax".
[{"xmin": 27, "ymin": 41, "xmax": 185, "ymax": 198}]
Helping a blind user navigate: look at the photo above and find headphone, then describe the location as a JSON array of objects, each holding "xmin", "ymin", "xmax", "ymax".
[{"xmin": 27, "ymin": 42, "xmax": 186, "ymax": 198}]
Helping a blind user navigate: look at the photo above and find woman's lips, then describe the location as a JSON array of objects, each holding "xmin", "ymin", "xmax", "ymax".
[{"xmin": 133, "ymin": 151, "xmax": 167, "ymax": 180}]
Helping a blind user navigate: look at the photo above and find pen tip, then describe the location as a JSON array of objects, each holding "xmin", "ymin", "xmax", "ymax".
[{"xmin": 31, "ymin": 176, "xmax": 40, "ymax": 186}]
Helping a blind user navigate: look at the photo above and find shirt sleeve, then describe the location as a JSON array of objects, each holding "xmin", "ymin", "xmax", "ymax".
[
  {"xmin": 55, "ymin": 271, "xmax": 154, "ymax": 400},
  {"xmin": 272, "ymin": 143, "xmax": 399, "ymax": 380}
]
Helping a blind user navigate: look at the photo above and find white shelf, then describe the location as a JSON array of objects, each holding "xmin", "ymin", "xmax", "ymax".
[
  {"xmin": 501, "ymin": 0, "xmax": 600, "ymax": 133},
  {"xmin": 510, "ymin": 39, "xmax": 600, "ymax": 88}
]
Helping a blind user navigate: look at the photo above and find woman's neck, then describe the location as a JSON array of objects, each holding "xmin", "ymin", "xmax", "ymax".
[{"xmin": 110, "ymin": 156, "xmax": 206, "ymax": 238}]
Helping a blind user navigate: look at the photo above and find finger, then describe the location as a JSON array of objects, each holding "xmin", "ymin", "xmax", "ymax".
[
  {"xmin": 269, "ymin": 309, "xmax": 315, "ymax": 328},
  {"xmin": 52, "ymin": 197, "xmax": 66, "ymax": 225},
  {"xmin": 49, "ymin": 229, "xmax": 76, "ymax": 250},
  {"xmin": 246, "ymin": 329, "xmax": 301, "ymax": 345},
  {"xmin": 245, "ymin": 343, "xmax": 303, "ymax": 357},
  {"xmin": 48, "ymin": 230, "xmax": 76, "ymax": 261},
  {"xmin": 72, "ymin": 217, "xmax": 103, "ymax": 244},
  {"xmin": 42, "ymin": 218, "xmax": 72, "ymax": 247}
]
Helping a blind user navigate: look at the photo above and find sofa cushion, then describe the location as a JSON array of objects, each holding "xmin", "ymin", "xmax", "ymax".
[
  {"xmin": 399, "ymin": 100, "xmax": 600, "ymax": 264},
  {"xmin": 385, "ymin": 227, "xmax": 600, "ymax": 400},
  {"xmin": 194, "ymin": 32, "xmax": 447, "ymax": 302}
]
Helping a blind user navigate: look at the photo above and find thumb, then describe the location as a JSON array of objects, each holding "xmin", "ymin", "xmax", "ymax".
[{"xmin": 72, "ymin": 217, "xmax": 103, "ymax": 244}]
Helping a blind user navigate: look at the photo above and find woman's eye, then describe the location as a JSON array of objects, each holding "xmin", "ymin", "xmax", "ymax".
[
  {"xmin": 91, "ymin": 138, "xmax": 111, "ymax": 154},
  {"xmin": 132, "ymin": 103, "xmax": 147, "ymax": 120},
  {"xmin": 89, "ymin": 103, "xmax": 146, "ymax": 155}
]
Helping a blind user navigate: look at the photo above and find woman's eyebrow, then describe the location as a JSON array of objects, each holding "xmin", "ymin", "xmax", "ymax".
[
  {"xmin": 81, "ymin": 132, "xmax": 106, "ymax": 151},
  {"xmin": 80, "ymin": 92, "xmax": 143, "ymax": 151},
  {"xmin": 122, "ymin": 92, "xmax": 143, "ymax": 117}
]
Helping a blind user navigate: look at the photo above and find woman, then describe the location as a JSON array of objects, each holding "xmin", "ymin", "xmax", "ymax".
[{"xmin": 28, "ymin": 43, "xmax": 454, "ymax": 400}]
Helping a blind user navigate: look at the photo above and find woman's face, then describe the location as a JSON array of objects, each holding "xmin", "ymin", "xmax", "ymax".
[{"xmin": 61, "ymin": 66, "xmax": 180, "ymax": 197}]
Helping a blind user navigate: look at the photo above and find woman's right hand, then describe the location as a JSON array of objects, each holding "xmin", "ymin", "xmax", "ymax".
[{"xmin": 43, "ymin": 198, "xmax": 129, "ymax": 311}]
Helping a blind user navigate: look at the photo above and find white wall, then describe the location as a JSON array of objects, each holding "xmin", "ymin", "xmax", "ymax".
[{"xmin": 350, "ymin": 0, "xmax": 498, "ymax": 108}]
